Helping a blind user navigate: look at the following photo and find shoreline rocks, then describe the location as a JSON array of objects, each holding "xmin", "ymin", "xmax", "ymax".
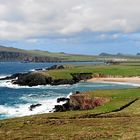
[
  {"xmin": 0, "ymin": 65, "xmax": 93, "ymax": 87},
  {"xmin": 12, "ymin": 73, "xmax": 53, "ymax": 86},
  {"xmin": 57, "ymin": 97, "xmax": 70, "ymax": 103}
]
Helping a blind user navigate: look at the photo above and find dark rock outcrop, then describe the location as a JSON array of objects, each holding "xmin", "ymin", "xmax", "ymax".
[
  {"xmin": 29, "ymin": 104, "xmax": 42, "ymax": 111},
  {"xmin": 54, "ymin": 102, "xmax": 70, "ymax": 112},
  {"xmin": 57, "ymin": 97, "xmax": 70, "ymax": 103},
  {"xmin": 12, "ymin": 73, "xmax": 52, "ymax": 87},
  {"xmin": 11, "ymin": 73, "xmax": 76, "ymax": 86},
  {"xmin": 52, "ymin": 79, "xmax": 76, "ymax": 85},
  {"xmin": 35, "ymin": 68, "xmax": 43, "ymax": 71},
  {"xmin": 71, "ymin": 73, "xmax": 93, "ymax": 82},
  {"xmin": 75, "ymin": 91, "xmax": 80, "ymax": 94},
  {"xmin": 46, "ymin": 65, "xmax": 65, "ymax": 70},
  {"xmin": 54, "ymin": 105, "xmax": 64, "ymax": 112}
]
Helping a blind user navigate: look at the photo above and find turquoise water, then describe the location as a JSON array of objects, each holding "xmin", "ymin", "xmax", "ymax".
[{"xmin": 0, "ymin": 62, "xmax": 137, "ymax": 119}]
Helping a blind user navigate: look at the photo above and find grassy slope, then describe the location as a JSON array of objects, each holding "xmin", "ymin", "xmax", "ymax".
[
  {"xmin": 40, "ymin": 64, "xmax": 140, "ymax": 80},
  {"xmin": 1, "ymin": 88, "xmax": 140, "ymax": 139}
]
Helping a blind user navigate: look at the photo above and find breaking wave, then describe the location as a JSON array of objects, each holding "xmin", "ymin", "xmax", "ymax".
[{"xmin": 0, "ymin": 92, "xmax": 73, "ymax": 119}]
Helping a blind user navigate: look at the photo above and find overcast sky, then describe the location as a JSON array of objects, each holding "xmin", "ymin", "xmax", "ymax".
[{"xmin": 0, "ymin": 0, "xmax": 140, "ymax": 54}]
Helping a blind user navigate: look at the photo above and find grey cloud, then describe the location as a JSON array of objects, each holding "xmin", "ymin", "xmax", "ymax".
[{"xmin": 0, "ymin": 0, "xmax": 140, "ymax": 40}]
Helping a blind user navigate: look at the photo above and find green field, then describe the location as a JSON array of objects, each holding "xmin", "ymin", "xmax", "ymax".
[
  {"xmin": 40, "ymin": 64, "xmax": 140, "ymax": 80},
  {"xmin": 1, "ymin": 88, "xmax": 140, "ymax": 139}
]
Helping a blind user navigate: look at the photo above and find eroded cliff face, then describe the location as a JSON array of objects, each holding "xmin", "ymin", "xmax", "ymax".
[
  {"xmin": 69, "ymin": 94, "xmax": 110, "ymax": 110},
  {"xmin": 54, "ymin": 92, "xmax": 110, "ymax": 112}
]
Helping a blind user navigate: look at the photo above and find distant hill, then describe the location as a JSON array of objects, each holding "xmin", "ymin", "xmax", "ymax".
[
  {"xmin": 99, "ymin": 52, "xmax": 125, "ymax": 56},
  {"xmin": 0, "ymin": 45, "xmax": 98, "ymax": 62},
  {"xmin": 1, "ymin": 45, "xmax": 140, "ymax": 62},
  {"xmin": 99, "ymin": 53, "xmax": 113, "ymax": 56}
]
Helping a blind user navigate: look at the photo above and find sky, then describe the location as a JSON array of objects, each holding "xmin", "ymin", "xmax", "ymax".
[{"xmin": 0, "ymin": 0, "xmax": 140, "ymax": 55}]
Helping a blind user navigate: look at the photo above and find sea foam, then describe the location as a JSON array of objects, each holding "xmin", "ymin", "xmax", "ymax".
[
  {"xmin": 0, "ymin": 75, "xmax": 11, "ymax": 79},
  {"xmin": 0, "ymin": 92, "xmax": 73, "ymax": 119},
  {"xmin": 0, "ymin": 79, "xmax": 73, "ymax": 89}
]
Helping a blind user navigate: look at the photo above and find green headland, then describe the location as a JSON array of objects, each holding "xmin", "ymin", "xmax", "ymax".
[{"xmin": 1, "ymin": 62, "xmax": 140, "ymax": 139}]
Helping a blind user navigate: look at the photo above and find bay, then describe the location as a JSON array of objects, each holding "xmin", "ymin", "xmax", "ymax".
[{"xmin": 0, "ymin": 62, "xmax": 137, "ymax": 119}]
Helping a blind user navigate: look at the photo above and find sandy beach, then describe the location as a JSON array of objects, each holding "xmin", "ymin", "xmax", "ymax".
[{"xmin": 87, "ymin": 77, "xmax": 140, "ymax": 85}]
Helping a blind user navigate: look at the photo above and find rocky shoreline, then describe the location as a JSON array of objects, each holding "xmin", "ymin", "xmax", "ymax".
[
  {"xmin": 0, "ymin": 65, "xmax": 109, "ymax": 113},
  {"xmin": 0, "ymin": 65, "xmax": 93, "ymax": 86}
]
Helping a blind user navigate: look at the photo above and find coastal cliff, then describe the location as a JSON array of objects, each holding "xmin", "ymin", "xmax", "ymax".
[
  {"xmin": 69, "ymin": 93, "xmax": 110, "ymax": 110},
  {"xmin": 54, "ymin": 92, "xmax": 110, "ymax": 112}
]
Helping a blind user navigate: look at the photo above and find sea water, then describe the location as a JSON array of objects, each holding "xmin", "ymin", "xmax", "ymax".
[{"xmin": 0, "ymin": 62, "xmax": 138, "ymax": 119}]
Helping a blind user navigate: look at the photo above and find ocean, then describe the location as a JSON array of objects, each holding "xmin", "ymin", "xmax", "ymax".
[{"xmin": 0, "ymin": 62, "xmax": 138, "ymax": 120}]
